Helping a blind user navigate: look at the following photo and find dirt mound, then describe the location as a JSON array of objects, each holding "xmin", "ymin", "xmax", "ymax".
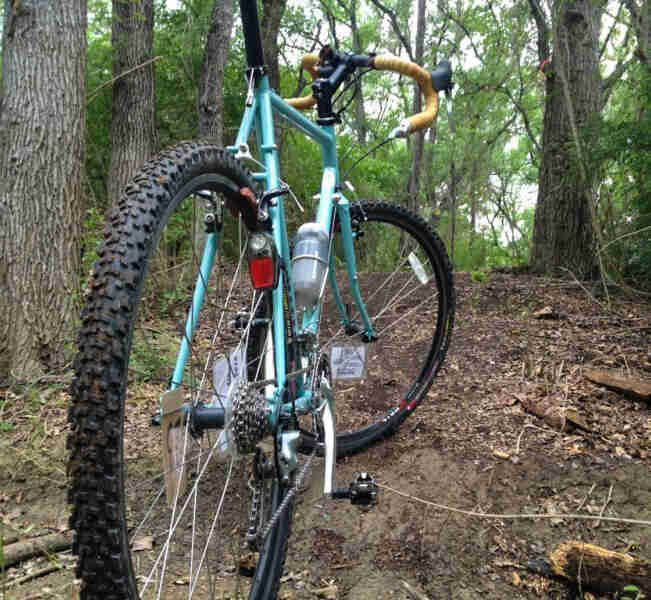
[{"xmin": 1, "ymin": 271, "xmax": 649, "ymax": 599}]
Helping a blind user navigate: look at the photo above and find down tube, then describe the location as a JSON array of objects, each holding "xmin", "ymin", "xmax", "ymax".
[{"xmin": 170, "ymin": 231, "xmax": 220, "ymax": 390}]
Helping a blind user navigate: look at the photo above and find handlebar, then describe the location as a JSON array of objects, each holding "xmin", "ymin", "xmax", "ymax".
[
  {"xmin": 284, "ymin": 52, "xmax": 452, "ymax": 137},
  {"xmin": 371, "ymin": 55, "xmax": 438, "ymax": 137},
  {"xmin": 285, "ymin": 54, "xmax": 320, "ymax": 110}
]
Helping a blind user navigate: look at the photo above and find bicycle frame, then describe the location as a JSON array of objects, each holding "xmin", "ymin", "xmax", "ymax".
[
  {"xmin": 169, "ymin": 1, "xmax": 377, "ymax": 494},
  {"xmin": 171, "ymin": 76, "xmax": 373, "ymax": 403}
]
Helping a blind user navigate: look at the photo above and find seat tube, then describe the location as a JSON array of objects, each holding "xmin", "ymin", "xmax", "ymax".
[
  {"xmin": 256, "ymin": 78, "xmax": 288, "ymax": 397},
  {"xmin": 239, "ymin": 0, "xmax": 265, "ymax": 69}
]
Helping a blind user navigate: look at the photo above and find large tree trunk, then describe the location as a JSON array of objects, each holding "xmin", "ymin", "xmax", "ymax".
[
  {"xmin": 0, "ymin": 0, "xmax": 86, "ymax": 382},
  {"xmin": 198, "ymin": 0, "xmax": 235, "ymax": 141},
  {"xmin": 406, "ymin": 0, "xmax": 427, "ymax": 213},
  {"xmin": 530, "ymin": 0, "xmax": 602, "ymax": 278},
  {"xmin": 107, "ymin": 0, "xmax": 156, "ymax": 207}
]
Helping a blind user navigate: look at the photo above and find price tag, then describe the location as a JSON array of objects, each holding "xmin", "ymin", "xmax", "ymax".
[{"xmin": 331, "ymin": 344, "xmax": 367, "ymax": 380}]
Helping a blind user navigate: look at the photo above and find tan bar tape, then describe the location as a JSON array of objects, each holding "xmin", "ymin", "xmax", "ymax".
[
  {"xmin": 372, "ymin": 55, "xmax": 439, "ymax": 132},
  {"xmin": 285, "ymin": 54, "xmax": 319, "ymax": 110}
]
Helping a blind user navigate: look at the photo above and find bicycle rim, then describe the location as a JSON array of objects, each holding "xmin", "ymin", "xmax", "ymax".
[
  {"xmin": 68, "ymin": 143, "xmax": 292, "ymax": 599},
  {"xmin": 303, "ymin": 202, "xmax": 454, "ymax": 455}
]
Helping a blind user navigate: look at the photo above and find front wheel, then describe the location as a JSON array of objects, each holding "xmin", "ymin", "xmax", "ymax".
[
  {"xmin": 67, "ymin": 142, "xmax": 293, "ymax": 599},
  {"xmin": 302, "ymin": 202, "xmax": 455, "ymax": 456}
]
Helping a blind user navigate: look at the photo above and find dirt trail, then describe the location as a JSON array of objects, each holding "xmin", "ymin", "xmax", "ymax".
[{"xmin": 2, "ymin": 272, "xmax": 650, "ymax": 599}]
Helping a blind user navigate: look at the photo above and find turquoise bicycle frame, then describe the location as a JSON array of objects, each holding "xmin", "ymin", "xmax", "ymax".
[{"xmin": 171, "ymin": 73, "xmax": 375, "ymax": 428}]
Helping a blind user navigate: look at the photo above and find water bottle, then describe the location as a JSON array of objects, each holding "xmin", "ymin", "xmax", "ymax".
[{"xmin": 292, "ymin": 222, "xmax": 329, "ymax": 314}]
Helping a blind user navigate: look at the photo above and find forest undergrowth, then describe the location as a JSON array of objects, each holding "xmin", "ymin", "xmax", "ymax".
[{"xmin": 0, "ymin": 271, "xmax": 649, "ymax": 600}]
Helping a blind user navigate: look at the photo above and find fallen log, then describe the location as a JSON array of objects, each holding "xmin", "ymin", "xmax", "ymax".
[
  {"xmin": 584, "ymin": 369, "xmax": 651, "ymax": 401},
  {"xmin": 2, "ymin": 531, "xmax": 72, "ymax": 568},
  {"xmin": 550, "ymin": 540, "xmax": 651, "ymax": 594}
]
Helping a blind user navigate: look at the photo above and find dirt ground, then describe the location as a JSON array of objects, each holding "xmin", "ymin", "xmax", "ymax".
[{"xmin": 1, "ymin": 271, "xmax": 650, "ymax": 600}]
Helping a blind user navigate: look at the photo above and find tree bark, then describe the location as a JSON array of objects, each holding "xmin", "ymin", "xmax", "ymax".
[
  {"xmin": 2, "ymin": 532, "xmax": 73, "ymax": 568},
  {"xmin": 198, "ymin": 0, "xmax": 235, "ymax": 142},
  {"xmin": 406, "ymin": 0, "xmax": 427, "ymax": 213},
  {"xmin": 107, "ymin": 0, "xmax": 156, "ymax": 207},
  {"xmin": 550, "ymin": 540, "xmax": 651, "ymax": 594},
  {"xmin": 261, "ymin": 0, "xmax": 288, "ymax": 92},
  {"xmin": 0, "ymin": 0, "xmax": 86, "ymax": 382},
  {"xmin": 530, "ymin": 0, "xmax": 603, "ymax": 279}
]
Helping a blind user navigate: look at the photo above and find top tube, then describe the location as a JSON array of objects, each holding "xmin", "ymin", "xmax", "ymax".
[{"xmin": 240, "ymin": 0, "xmax": 265, "ymax": 69}]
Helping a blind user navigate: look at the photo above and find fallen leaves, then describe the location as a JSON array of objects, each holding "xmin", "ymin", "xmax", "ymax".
[
  {"xmin": 131, "ymin": 535, "xmax": 154, "ymax": 552},
  {"xmin": 492, "ymin": 448, "xmax": 511, "ymax": 460}
]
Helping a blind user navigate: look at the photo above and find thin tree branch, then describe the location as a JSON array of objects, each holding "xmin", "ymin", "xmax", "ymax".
[
  {"xmin": 527, "ymin": 0, "xmax": 550, "ymax": 62},
  {"xmin": 600, "ymin": 0, "xmax": 625, "ymax": 58},
  {"xmin": 87, "ymin": 56, "xmax": 162, "ymax": 104},
  {"xmin": 367, "ymin": 0, "xmax": 414, "ymax": 60},
  {"xmin": 602, "ymin": 56, "xmax": 634, "ymax": 106}
]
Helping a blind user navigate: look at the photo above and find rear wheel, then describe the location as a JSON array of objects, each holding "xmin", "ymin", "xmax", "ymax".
[
  {"xmin": 301, "ymin": 202, "xmax": 455, "ymax": 456},
  {"xmin": 68, "ymin": 142, "xmax": 292, "ymax": 599}
]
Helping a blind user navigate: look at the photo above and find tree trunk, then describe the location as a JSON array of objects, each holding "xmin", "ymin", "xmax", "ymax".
[
  {"xmin": 530, "ymin": 0, "xmax": 602, "ymax": 279},
  {"xmin": 261, "ymin": 0, "xmax": 287, "ymax": 92},
  {"xmin": 107, "ymin": 0, "xmax": 156, "ymax": 207},
  {"xmin": 0, "ymin": 0, "xmax": 86, "ymax": 382},
  {"xmin": 350, "ymin": 0, "xmax": 367, "ymax": 144},
  {"xmin": 624, "ymin": 0, "xmax": 650, "ymax": 72},
  {"xmin": 448, "ymin": 160, "xmax": 457, "ymax": 264},
  {"xmin": 424, "ymin": 124, "xmax": 439, "ymax": 226},
  {"xmin": 198, "ymin": 0, "xmax": 235, "ymax": 142},
  {"xmin": 406, "ymin": 0, "xmax": 427, "ymax": 213}
]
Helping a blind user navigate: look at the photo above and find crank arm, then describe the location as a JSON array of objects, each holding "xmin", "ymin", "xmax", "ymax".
[{"xmin": 319, "ymin": 371, "xmax": 337, "ymax": 496}]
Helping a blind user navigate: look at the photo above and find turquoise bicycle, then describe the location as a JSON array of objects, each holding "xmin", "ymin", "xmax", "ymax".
[{"xmin": 68, "ymin": 1, "xmax": 455, "ymax": 597}]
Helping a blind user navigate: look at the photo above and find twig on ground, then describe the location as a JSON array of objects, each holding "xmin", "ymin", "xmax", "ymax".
[
  {"xmin": 331, "ymin": 562, "xmax": 360, "ymax": 570},
  {"xmin": 5, "ymin": 563, "xmax": 63, "ymax": 587},
  {"xmin": 576, "ymin": 483, "xmax": 596, "ymax": 513},
  {"xmin": 591, "ymin": 484, "xmax": 614, "ymax": 530},
  {"xmin": 377, "ymin": 483, "xmax": 650, "ymax": 527},
  {"xmin": 515, "ymin": 423, "xmax": 551, "ymax": 455},
  {"xmin": 402, "ymin": 580, "xmax": 431, "ymax": 600},
  {"xmin": 559, "ymin": 267, "xmax": 613, "ymax": 313}
]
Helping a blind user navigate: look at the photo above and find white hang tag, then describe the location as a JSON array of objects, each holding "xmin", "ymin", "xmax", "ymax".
[{"xmin": 331, "ymin": 344, "xmax": 368, "ymax": 380}]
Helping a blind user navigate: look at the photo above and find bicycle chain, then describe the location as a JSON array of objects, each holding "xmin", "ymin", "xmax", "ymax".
[
  {"xmin": 251, "ymin": 354, "xmax": 328, "ymax": 547},
  {"xmin": 250, "ymin": 443, "xmax": 317, "ymax": 549},
  {"xmin": 231, "ymin": 380, "xmax": 267, "ymax": 455},
  {"xmin": 246, "ymin": 451, "xmax": 265, "ymax": 549}
]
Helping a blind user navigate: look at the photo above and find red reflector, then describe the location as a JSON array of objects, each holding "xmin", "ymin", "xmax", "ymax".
[{"xmin": 249, "ymin": 256, "xmax": 275, "ymax": 289}]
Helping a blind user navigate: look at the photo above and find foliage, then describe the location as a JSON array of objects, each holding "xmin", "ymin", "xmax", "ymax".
[
  {"xmin": 586, "ymin": 65, "xmax": 651, "ymax": 289},
  {"xmin": 75, "ymin": 0, "xmax": 649, "ymax": 284},
  {"xmin": 620, "ymin": 584, "xmax": 646, "ymax": 600}
]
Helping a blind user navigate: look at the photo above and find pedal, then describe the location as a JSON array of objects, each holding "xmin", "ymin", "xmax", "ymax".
[{"xmin": 331, "ymin": 472, "xmax": 378, "ymax": 507}]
